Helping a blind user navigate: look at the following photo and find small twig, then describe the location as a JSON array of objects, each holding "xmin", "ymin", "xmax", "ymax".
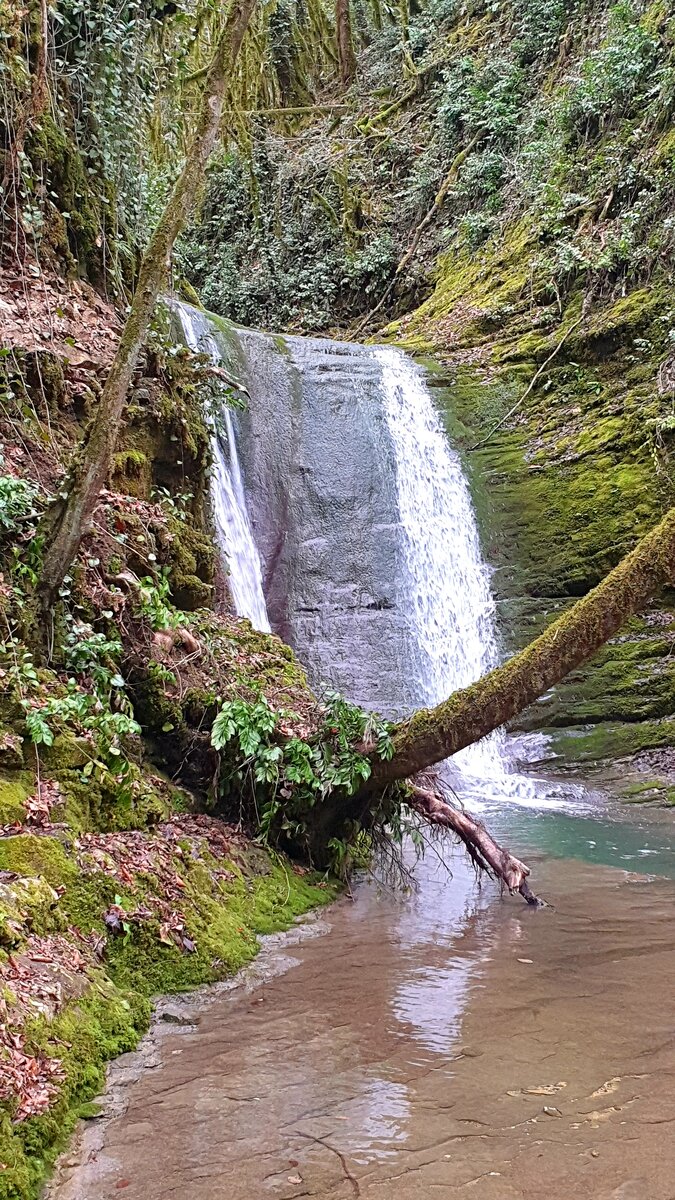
[
  {"xmin": 295, "ymin": 1131, "xmax": 360, "ymax": 1196},
  {"xmin": 468, "ymin": 318, "xmax": 583, "ymax": 453}
]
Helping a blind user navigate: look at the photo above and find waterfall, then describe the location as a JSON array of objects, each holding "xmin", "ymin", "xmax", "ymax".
[
  {"xmin": 374, "ymin": 346, "xmax": 548, "ymax": 805},
  {"xmin": 171, "ymin": 303, "xmax": 270, "ymax": 632}
]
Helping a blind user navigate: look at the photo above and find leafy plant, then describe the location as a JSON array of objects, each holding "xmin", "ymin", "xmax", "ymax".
[
  {"xmin": 137, "ymin": 571, "xmax": 183, "ymax": 630},
  {"xmin": 63, "ymin": 621, "xmax": 126, "ymax": 701},
  {"xmin": 562, "ymin": 3, "xmax": 660, "ymax": 138},
  {"xmin": 20, "ymin": 686, "xmax": 141, "ymax": 759},
  {"xmin": 0, "ymin": 641, "xmax": 40, "ymax": 693},
  {"xmin": 210, "ymin": 690, "xmax": 393, "ymax": 871},
  {"xmin": 0, "ymin": 463, "xmax": 40, "ymax": 536}
]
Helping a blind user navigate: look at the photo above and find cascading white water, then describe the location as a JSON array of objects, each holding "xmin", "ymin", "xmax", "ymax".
[
  {"xmin": 171, "ymin": 303, "xmax": 270, "ymax": 632},
  {"xmin": 375, "ymin": 346, "xmax": 546, "ymax": 803}
]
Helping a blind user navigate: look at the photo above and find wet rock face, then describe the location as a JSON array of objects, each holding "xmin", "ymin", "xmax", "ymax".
[{"xmin": 234, "ymin": 332, "xmax": 418, "ymax": 719}]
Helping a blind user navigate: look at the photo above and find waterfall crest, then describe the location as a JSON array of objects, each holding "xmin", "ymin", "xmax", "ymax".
[
  {"xmin": 374, "ymin": 346, "xmax": 505, "ymax": 781},
  {"xmin": 374, "ymin": 346, "xmax": 549, "ymax": 804}
]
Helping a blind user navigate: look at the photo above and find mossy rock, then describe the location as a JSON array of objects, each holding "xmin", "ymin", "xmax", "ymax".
[
  {"xmin": 0, "ymin": 772, "xmax": 32, "ymax": 824},
  {"xmin": 547, "ymin": 718, "xmax": 675, "ymax": 764},
  {"xmin": 0, "ymin": 874, "xmax": 62, "ymax": 949},
  {"xmin": 0, "ymin": 835, "xmax": 76, "ymax": 889},
  {"xmin": 166, "ymin": 515, "xmax": 215, "ymax": 610},
  {"xmin": 25, "ymin": 114, "xmax": 113, "ymax": 284}
]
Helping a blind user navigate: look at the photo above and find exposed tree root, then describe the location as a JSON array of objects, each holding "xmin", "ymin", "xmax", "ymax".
[{"xmin": 409, "ymin": 776, "xmax": 544, "ymax": 906}]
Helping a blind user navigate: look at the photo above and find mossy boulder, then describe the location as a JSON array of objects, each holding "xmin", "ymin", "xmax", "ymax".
[{"xmin": 0, "ymin": 773, "xmax": 32, "ymax": 824}]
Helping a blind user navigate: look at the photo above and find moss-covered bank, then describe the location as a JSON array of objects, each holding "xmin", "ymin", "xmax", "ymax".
[
  {"xmin": 0, "ymin": 811, "xmax": 334, "ymax": 1200},
  {"xmin": 0, "ymin": 281, "xmax": 339, "ymax": 1199}
]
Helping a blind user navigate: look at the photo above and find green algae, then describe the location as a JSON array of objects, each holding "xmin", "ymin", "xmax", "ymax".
[
  {"xmin": 620, "ymin": 780, "xmax": 675, "ymax": 806},
  {"xmin": 548, "ymin": 718, "xmax": 675, "ymax": 764}
]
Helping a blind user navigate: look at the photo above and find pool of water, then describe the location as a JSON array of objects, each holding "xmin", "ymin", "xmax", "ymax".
[{"xmin": 47, "ymin": 776, "xmax": 675, "ymax": 1200}]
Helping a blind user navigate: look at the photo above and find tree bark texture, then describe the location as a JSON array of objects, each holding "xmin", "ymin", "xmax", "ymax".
[
  {"xmin": 37, "ymin": 0, "xmax": 258, "ymax": 608},
  {"xmin": 409, "ymin": 782, "xmax": 541, "ymax": 904},
  {"xmin": 336, "ymin": 0, "xmax": 356, "ymax": 87}
]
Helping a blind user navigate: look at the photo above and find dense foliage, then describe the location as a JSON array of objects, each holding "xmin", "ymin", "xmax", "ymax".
[
  {"xmin": 179, "ymin": 0, "xmax": 675, "ymax": 329},
  {"xmin": 3, "ymin": 0, "xmax": 674, "ymax": 335}
]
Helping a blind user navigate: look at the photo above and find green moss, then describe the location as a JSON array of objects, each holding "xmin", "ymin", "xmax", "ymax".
[
  {"xmin": 0, "ymin": 835, "xmax": 76, "ymax": 889},
  {"xmin": 0, "ymin": 826, "xmax": 335, "ymax": 1199},
  {"xmin": 584, "ymin": 287, "xmax": 667, "ymax": 347},
  {"xmin": 111, "ymin": 449, "xmax": 150, "ymax": 497},
  {"xmin": 166, "ymin": 514, "xmax": 215, "ymax": 610},
  {"xmin": 25, "ymin": 114, "xmax": 110, "ymax": 284},
  {"xmin": 38, "ymin": 735, "xmax": 89, "ymax": 774},
  {"xmin": 548, "ymin": 718, "xmax": 675, "ymax": 764},
  {"xmin": 175, "ymin": 277, "xmax": 202, "ymax": 306},
  {"xmin": 387, "ymin": 219, "xmax": 535, "ymax": 351},
  {"xmin": 0, "ymin": 987, "xmax": 150, "ymax": 1200},
  {"xmin": 518, "ymin": 627, "xmax": 675, "ymax": 729},
  {"xmin": 0, "ymin": 773, "xmax": 32, "ymax": 824},
  {"xmin": 105, "ymin": 858, "xmax": 333, "ymax": 996},
  {"xmin": 620, "ymin": 779, "xmax": 675, "ymax": 805},
  {"xmin": 0, "ymin": 874, "xmax": 62, "ymax": 949},
  {"xmin": 431, "ymin": 356, "xmax": 666, "ymax": 601}
]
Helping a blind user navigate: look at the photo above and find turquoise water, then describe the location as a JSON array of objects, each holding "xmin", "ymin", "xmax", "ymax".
[{"xmin": 485, "ymin": 789, "xmax": 675, "ymax": 878}]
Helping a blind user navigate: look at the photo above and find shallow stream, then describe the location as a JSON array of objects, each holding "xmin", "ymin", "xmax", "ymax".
[{"xmin": 48, "ymin": 795, "xmax": 675, "ymax": 1200}]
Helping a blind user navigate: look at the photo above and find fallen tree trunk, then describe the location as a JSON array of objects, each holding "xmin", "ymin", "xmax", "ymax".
[
  {"xmin": 409, "ymin": 780, "xmax": 541, "ymax": 905},
  {"xmin": 36, "ymin": 0, "xmax": 258, "ymax": 611},
  {"xmin": 370, "ymin": 505, "xmax": 675, "ymax": 788}
]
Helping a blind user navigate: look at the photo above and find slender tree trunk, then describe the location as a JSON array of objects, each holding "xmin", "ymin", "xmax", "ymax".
[
  {"xmin": 37, "ymin": 0, "xmax": 258, "ymax": 609},
  {"xmin": 370, "ymin": 505, "xmax": 675, "ymax": 787},
  {"xmin": 336, "ymin": 0, "xmax": 356, "ymax": 87}
]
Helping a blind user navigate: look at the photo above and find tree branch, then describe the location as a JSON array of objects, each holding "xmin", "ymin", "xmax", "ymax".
[
  {"xmin": 409, "ymin": 779, "xmax": 542, "ymax": 905},
  {"xmin": 352, "ymin": 130, "xmax": 485, "ymax": 337},
  {"xmin": 468, "ymin": 318, "xmax": 582, "ymax": 452}
]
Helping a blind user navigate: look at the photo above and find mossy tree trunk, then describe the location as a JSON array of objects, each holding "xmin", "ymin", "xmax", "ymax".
[
  {"xmin": 36, "ymin": 0, "xmax": 258, "ymax": 610},
  {"xmin": 369, "ymin": 506, "xmax": 675, "ymax": 787},
  {"xmin": 336, "ymin": 0, "xmax": 356, "ymax": 87}
]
